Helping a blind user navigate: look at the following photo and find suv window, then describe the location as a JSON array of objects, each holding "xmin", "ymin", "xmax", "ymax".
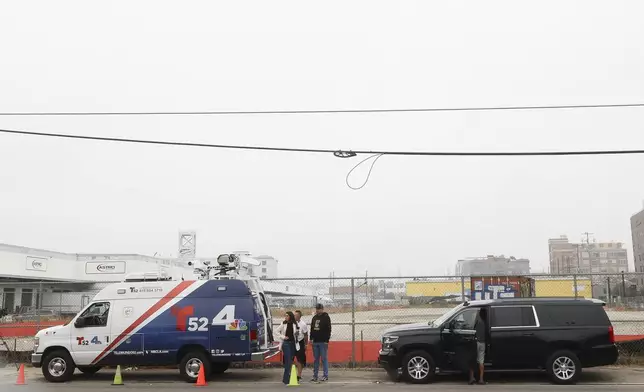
[
  {"xmin": 451, "ymin": 308, "xmax": 479, "ymax": 330},
  {"xmin": 491, "ymin": 306, "xmax": 537, "ymax": 328},
  {"xmin": 537, "ymin": 304, "xmax": 610, "ymax": 327}
]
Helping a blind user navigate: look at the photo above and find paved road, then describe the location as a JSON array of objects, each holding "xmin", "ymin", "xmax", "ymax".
[
  {"xmin": 3, "ymin": 366, "xmax": 644, "ymax": 390},
  {"xmin": 5, "ymin": 385, "xmax": 644, "ymax": 392}
]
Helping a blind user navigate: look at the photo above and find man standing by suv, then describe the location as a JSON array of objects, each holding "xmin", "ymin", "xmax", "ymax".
[
  {"xmin": 470, "ymin": 307, "xmax": 489, "ymax": 385},
  {"xmin": 310, "ymin": 304, "xmax": 331, "ymax": 382}
]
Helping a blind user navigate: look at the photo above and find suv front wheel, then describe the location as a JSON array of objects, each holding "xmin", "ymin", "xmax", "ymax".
[
  {"xmin": 401, "ymin": 350, "xmax": 435, "ymax": 384},
  {"xmin": 546, "ymin": 350, "xmax": 581, "ymax": 385}
]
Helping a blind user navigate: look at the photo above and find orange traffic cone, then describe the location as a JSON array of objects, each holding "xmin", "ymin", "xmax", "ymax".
[
  {"xmin": 195, "ymin": 364, "xmax": 207, "ymax": 387},
  {"xmin": 16, "ymin": 364, "xmax": 26, "ymax": 385}
]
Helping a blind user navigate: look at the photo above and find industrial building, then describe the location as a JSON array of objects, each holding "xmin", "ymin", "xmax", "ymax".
[
  {"xmin": 0, "ymin": 236, "xmax": 313, "ymax": 316},
  {"xmin": 455, "ymin": 255, "xmax": 530, "ymax": 276},
  {"xmin": 631, "ymin": 207, "xmax": 644, "ymax": 287}
]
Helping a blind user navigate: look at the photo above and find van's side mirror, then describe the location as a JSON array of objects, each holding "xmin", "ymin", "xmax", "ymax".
[{"xmin": 74, "ymin": 317, "xmax": 86, "ymax": 328}]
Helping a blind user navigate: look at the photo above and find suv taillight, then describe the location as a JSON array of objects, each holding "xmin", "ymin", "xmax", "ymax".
[{"xmin": 608, "ymin": 326, "xmax": 615, "ymax": 343}]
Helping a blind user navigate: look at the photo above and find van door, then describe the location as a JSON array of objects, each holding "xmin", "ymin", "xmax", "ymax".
[
  {"xmin": 252, "ymin": 294, "xmax": 267, "ymax": 349},
  {"xmin": 106, "ymin": 299, "xmax": 145, "ymax": 365},
  {"xmin": 70, "ymin": 301, "xmax": 112, "ymax": 366}
]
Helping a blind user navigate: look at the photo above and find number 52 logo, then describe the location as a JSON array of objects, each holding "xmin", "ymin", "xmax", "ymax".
[{"xmin": 186, "ymin": 305, "xmax": 236, "ymax": 332}]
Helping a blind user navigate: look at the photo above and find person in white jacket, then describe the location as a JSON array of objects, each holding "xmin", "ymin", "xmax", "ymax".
[{"xmin": 276, "ymin": 311, "xmax": 302, "ymax": 385}]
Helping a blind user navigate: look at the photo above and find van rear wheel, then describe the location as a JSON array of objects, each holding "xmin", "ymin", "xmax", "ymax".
[
  {"xmin": 179, "ymin": 351, "xmax": 211, "ymax": 383},
  {"xmin": 42, "ymin": 350, "xmax": 75, "ymax": 383}
]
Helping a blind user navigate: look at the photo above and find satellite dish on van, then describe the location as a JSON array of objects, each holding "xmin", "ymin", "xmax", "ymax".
[
  {"xmin": 217, "ymin": 254, "xmax": 231, "ymax": 266},
  {"xmin": 235, "ymin": 255, "xmax": 261, "ymax": 267}
]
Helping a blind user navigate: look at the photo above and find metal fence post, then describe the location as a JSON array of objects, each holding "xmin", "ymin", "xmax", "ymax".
[
  {"xmin": 37, "ymin": 281, "xmax": 43, "ymax": 333},
  {"xmin": 460, "ymin": 276, "xmax": 465, "ymax": 302},
  {"xmin": 573, "ymin": 274, "xmax": 578, "ymax": 298},
  {"xmin": 621, "ymin": 272, "xmax": 627, "ymax": 304},
  {"xmin": 351, "ymin": 278, "xmax": 356, "ymax": 368}
]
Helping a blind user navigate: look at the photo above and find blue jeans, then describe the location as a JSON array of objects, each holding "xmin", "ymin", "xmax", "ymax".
[
  {"xmin": 313, "ymin": 342, "xmax": 329, "ymax": 379},
  {"xmin": 282, "ymin": 342, "xmax": 295, "ymax": 384}
]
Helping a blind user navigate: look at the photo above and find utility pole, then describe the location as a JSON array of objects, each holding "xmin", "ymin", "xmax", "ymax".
[
  {"xmin": 582, "ymin": 232, "xmax": 594, "ymax": 245},
  {"xmin": 581, "ymin": 232, "xmax": 595, "ymax": 275}
]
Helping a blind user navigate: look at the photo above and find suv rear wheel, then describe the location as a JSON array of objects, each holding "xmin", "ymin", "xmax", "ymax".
[
  {"xmin": 401, "ymin": 350, "xmax": 435, "ymax": 384},
  {"xmin": 546, "ymin": 350, "xmax": 581, "ymax": 385}
]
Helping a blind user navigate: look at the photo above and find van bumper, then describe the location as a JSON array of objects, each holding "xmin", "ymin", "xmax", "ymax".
[
  {"xmin": 251, "ymin": 345, "xmax": 281, "ymax": 361},
  {"xmin": 31, "ymin": 353, "xmax": 42, "ymax": 367}
]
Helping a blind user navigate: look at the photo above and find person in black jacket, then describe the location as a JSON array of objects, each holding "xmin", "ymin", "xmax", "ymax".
[{"xmin": 309, "ymin": 303, "xmax": 331, "ymax": 382}]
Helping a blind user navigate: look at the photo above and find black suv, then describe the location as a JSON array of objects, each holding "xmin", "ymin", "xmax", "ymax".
[{"xmin": 379, "ymin": 298, "xmax": 617, "ymax": 385}]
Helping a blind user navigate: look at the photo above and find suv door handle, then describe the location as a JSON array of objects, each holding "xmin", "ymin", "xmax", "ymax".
[{"xmin": 522, "ymin": 332, "xmax": 534, "ymax": 336}]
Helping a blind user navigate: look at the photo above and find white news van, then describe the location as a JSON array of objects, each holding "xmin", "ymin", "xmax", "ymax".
[{"xmin": 32, "ymin": 255, "xmax": 278, "ymax": 382}]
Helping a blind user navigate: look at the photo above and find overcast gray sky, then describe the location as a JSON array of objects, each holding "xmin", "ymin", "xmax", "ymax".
[{"xmin": 1, "ymin": 1, "xmax": 644, "ymax": 278}]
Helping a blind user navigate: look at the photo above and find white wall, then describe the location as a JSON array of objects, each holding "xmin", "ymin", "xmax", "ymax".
[
  {"xmin": 0, "ymin": 244, "xmax": 195, "ymax": 283},
  {"xmin": 0, "ymin": 245, "xmax": 315, "ymax": 308}
]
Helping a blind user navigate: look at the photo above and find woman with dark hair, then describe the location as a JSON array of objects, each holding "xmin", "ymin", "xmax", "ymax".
[{"xmin": 276, "ymin": 311, "xmax": 301, "ymax": 385}]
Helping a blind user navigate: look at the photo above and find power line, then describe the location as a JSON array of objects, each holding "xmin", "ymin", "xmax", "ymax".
[
  {"xmin": 2, "ymin": 128, "xmax": 644, "ymax": 156},
  {"xmin": 0, "ymin": 102, "xmax": 644, "ymax": 116}
]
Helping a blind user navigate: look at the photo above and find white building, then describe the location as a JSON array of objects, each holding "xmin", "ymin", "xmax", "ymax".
[
  {"xmin": 232, "ymin": 252, "xmax": 278, "ymax": 279},
  {"xmin": 456, "ymin": 255, "xmax": 531, "ymax": 276},
  {"xmin": 253, "ymin": 255, "xmax": 278, "ymax": 279},
  {"xmin": 0, "ymin": 243, "xmax": 313, "ymax": 315}
]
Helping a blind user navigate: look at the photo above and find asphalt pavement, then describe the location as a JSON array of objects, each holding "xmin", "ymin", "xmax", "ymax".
[{"xmin": 3, "ymin": 366, "xmax": 644, "ymax": 391}]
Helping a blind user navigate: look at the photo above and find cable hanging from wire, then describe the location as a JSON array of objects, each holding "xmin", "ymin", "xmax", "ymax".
[
  {"xmin": 345, "ymin": 154, "xmax": 385, "ymax": 191},
  {"xmin": 0, "ymin": 102, "xmax": 643, "ymax": 116}
]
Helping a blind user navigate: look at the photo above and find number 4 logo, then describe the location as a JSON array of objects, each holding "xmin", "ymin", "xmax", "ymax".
[
  {"xmin": 186, "ymin": 305, "xmax": 236, "ymax": 332},
  {"xmin": 212, "ymin": 305, "xmax": 235, "ymax": 325}
]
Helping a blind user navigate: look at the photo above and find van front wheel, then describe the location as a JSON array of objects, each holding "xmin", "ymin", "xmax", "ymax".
[
  {"xmin": 42, "ymin": 350, "xmax": 75, "ymax": 382},
  {"xmin": 179, "ymin": 351, "xmax": 211, "ymax": 383}
]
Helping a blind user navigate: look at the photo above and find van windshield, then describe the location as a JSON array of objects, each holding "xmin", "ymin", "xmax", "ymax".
[{"xmin": 429, "ymin": 304, "xmax": 464, "ymax": 327}]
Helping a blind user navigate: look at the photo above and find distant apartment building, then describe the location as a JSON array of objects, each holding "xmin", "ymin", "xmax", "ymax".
[
  {"xmin": 631, "ymin": 207, "xmax": 644, "ymax": 286},
  {"xmin": 548, "ymin": 235, "xmax": 628, "ymax": 275},
  {"xmin": 455, "ymin": 255, "xmax": 530, "ymax": 276},
  {"xmin": 232, "ymin": 251, "xmax": 278, "ymax": 279},
  {"xmin": 253, "ymin": 255, "xmax": 279, "ymax": 279}
]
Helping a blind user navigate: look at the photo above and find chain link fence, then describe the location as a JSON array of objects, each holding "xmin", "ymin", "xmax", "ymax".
[
  {"xmin": 1, "ymin": 273, "xmax": 644, "ymax": 366},
  {"xmin": 266, "ymin": 273, "xmax": 644, "ymax": 365}
]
